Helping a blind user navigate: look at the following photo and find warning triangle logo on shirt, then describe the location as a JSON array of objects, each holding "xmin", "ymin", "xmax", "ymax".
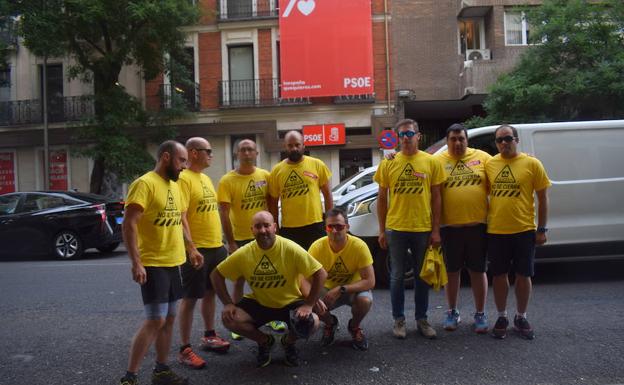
[
  {"xmin": 284, "ymin": 170, "xmax": 305, "ymax": 187},
  {"xmin": 253, "ymin": 255, "xmax": 278, "ymax": 275},
  {"xmin": 164, "ymin": 190, "xmax": 177, "ymax": 211},
  {"xmin": 450, "ymin": 160, "xmax": 474, "ymax": 176},
  {"xmin": 494, "ymin": 165, "xmax": 516, "ymax": 183},
  {"xmin": 244, "ymin": 180, "xmax": 265, "ymax": 198},
  {"xmin": 329, "ymin": 256, "xmax": 349, "ymax": 275},
  {"xmin": 201, "ymin": 182, "xmax": 214, "ymax": 199},
  {"xmin": 397, "ymin": 164, "xmax": 417, "ymax": 181}
]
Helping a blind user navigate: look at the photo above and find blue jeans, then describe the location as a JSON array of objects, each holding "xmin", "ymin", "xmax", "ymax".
[{"xmin": 386, "ymin": 230, "xmax": 431, "ymax": 321}]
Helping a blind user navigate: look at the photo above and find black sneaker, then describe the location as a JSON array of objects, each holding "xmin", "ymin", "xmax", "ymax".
[
  {"xmin": 513, "ymin": 315, "xmax": 535, "ymax": 340},
  {"xmin": 120, "ymin": 376, "xmax": 138, "ymax": 385},
  {"xmin": 492, "ymin": 316, "xmax": 509, "ymax": 339},
  {"xmin": 321, "ymin": 314, "xmax": 339, "ymax": 347},
  {"xmin": 348, "ymin": 319, "xmax": 369, "ymax": 351},
  {"xmin": 257, "ymin": 334, "xmax": 275, "ymax": 368},
  {"xmin": 151, "ymin": 369, "xmax": 188, "ymax": 385},
  {"xmin": 281, "ymin": 334, "xmax": 299, "ymax": 367}
]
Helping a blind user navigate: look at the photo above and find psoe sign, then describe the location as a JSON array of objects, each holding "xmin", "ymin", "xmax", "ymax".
[{"xmin": 303, "ymin": 124, "xmax": 346, "ymax": 146}]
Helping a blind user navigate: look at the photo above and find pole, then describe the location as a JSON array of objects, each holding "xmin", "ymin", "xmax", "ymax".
[{"xmin": 43, "ymin": 55, "xmax": 49, "ymax": 190}]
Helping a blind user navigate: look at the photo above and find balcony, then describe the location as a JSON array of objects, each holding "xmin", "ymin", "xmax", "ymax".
[
  {"xmin": 333, "ymin": 94, "xmax": 375, "ymax": 105},
  {"xmin": 218, "ymin": 0, "xmax": 278, "ymax": 21},
  {"xmin": 159, "ymin": 83, "xmax": 201, "ymax": 112},
  {"xmin": 0, "ymin": 96, "xmax": 94, "ymax": 126},
  {"xmin": 218, "ymin": 78, "xmax": 311, "ymax": 108}
]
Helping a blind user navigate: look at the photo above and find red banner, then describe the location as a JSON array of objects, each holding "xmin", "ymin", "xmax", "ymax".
[
  {"xmin": 303, "ymin": 123, "xmax": 346, "ymax": 146},
  {"xmin": 279, "ymin": 0, "xmax": 374, "ymax": 98},
  {"xmin": 0, "ymin": 152, "xmax": 16, "ymax": 194},
  {"xmin": 49, "ymin": 150, "xmax": 68, "ymax": 191}
]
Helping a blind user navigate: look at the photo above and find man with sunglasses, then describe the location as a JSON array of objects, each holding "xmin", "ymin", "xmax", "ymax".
[
  {"xmin": 304, "ymin": 208, "xmax": 375, "ymax": 350},
  {"xmin": 434, "ymin": 123, "xmax": 492, "ymax": 334},
  {"xmin": 374, "ymin": 119, "xmax": 445, "ymax": 340},
  {"xmin": 176, "ymin": 137, "xmax": 231, "ymax": 370},
  {"xmin": 486, "ymin": 125, "xmax": 551, "ymax": 340}
]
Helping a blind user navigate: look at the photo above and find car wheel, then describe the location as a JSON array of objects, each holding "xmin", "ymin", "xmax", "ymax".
[
  {"xmin": 366, "ymin": 239, "xmax": 414, "ymax": 288},
  {"xmin": 384, "ymin": 248, "xmax": 415, "ymax": 289},
  {"xmin": 96, "ymin": 242, "xmax": 120, "ymax": 253},
  {"xmin": 53, "ymin": 230, "xmax": 84, "ymax": 260}
]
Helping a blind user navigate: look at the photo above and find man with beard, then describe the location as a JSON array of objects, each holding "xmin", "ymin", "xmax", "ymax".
[
  {"xmin": 268, "ymin": 130, "xmax": 333, "ymax": 250},
  {"xmin": 120, "ymin": 140, "xmax": 198, "ymax": 385},
  {"xmin": 176, "ymin": 137, "xmax": 231, "ymax": 371},
  {"xmin": 211, "ymin": 211, "xmax": 327, "ymax": 368},
  {"xmin": 305, "ymin": 208, "xmax": 375, "ymax": 351}
]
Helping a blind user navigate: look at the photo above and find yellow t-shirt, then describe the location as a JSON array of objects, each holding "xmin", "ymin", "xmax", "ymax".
[
  {"xmin": 269, "ymin": 156, "xmax": 331, "ymax": 228},
  {"xmin": 308, "ymin": 235, "xmax": 373, "ymax": 289},
  {"xmin": 435, "ymin": 148, "xmax": 492, "ymax": 226},
  {"xmin": 178, "ymin": 169, "xmax": 222, "ymax": 248},
  {"xmin": 373, "ymin": 151, "xmax": 446, "ymax": 232},
  {"xmin": 124, "ymin": 171, "xmax": 185, "ymax": 267},
  {"xmin": 486, "ymin": 153, "xmax": 552, "ymax": 234},
  {"xmin": 217, "ymin": 168, "xmax": 270, "ymax": 241},
  {"xmin": 217, "ymin": 235, "xmax": 323, "ymax": 308}
]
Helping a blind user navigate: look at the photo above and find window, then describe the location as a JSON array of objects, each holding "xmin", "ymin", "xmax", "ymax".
[
  {"xmin": 228, "ymin": 45, "xmax": 255, "ymax": 104},
  {"xmin": 0, "ymin": 68, "xmax": 9, "ymax": 101},
  {"xmin": 458, "ymin": 19, "xmax": 483, "ymax": 55},
  {"xmin": 505, "ymin": 11, "xmax": 532, "ymax": 45},
  {"xmin": 0, "ymin": 194, "xmax": 20, "ymax": 215}
]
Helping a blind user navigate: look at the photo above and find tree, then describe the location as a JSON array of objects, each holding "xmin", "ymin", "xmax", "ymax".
[
  {"xmin": 465, "ymin": 0, "xmax": 624, "ymax": 128},
  {"xmin": 14, "ymin": 0, "xmax": 199, "ymax": 194},
  {"xmin": 0, "ymin": 0, "xmax": 14, "ymax": 72}
]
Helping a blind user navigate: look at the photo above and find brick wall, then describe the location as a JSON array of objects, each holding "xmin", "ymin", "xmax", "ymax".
[{"xmin": 198, "ymin": 31, "xmax": 222, "ymax": 109}]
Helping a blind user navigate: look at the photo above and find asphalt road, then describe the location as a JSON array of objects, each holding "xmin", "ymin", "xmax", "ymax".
[{"xmin": 1, "ymin": 251, "xmax": 623, "ymax": 385}]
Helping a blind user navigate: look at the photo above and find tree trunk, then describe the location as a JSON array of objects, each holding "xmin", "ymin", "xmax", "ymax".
[{"xmin": 89, "ymin": 157, "xmax": 105, "ymax": 194}]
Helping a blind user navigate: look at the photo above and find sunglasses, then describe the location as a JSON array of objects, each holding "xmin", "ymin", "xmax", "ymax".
[
  {"xmin": 398, "ymin": 130, "xmax": 418, "ymax": 138},
  {"xmin": 326, "ymin": 224, "xmax": 346, "ymax": 231},
  {"xmin": 495, "ymin": 136, "xmax": 516, "ymax": 144},
  {"xmin": 195, "ymin": 148, "xmax": 213, "ymax": 156}
]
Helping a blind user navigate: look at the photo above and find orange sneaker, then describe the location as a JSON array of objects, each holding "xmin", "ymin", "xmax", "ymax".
[
  {"xmin": 200, "ymin": 335, "xmax": 231, "ymax": 353},
  {"xmin": 178, "ymin": 346, "xmax": 206, "ymax": 369}
]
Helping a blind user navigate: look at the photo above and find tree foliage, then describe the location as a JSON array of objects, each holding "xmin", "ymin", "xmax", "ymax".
[
  {"xmin": 465, "ymin": 0, "xmax": 624, "ymax": 128},
  {"xmin": 14, "ymin": 0, "xmax": 199, "ymax": 195}
]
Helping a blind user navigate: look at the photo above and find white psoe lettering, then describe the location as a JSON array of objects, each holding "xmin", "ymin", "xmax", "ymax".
[{"xmin": 344, "ymin": 77, "xmax": 371, "ymax": 88}]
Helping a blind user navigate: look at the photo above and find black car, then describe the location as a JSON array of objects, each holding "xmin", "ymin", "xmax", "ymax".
[{"xmin": 0, "ymin": 191, "xmax": 124, "ymax": 260}]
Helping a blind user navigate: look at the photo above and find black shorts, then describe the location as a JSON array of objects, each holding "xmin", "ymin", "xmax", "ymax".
[
  {"xmin": 280, "ymin": 222, "xmax": 325, "ymax": 250},
  {"xmin": 182, "ymin": 246, "xmax": 228, "ymax": 298},
  {"xmin": 237, "ymin": 297, "xmax": 304, "ymax": 328},
  {"xmin": 441, "ymin": 224, "xmax": 487, "ymax": 273},
  {"xmin": 487, "ymin": 231, "xmax": 536, "ymax": 277},
  {"xmin": 141, "ymin": 266, "xmax": 184, "ymax": 305}
]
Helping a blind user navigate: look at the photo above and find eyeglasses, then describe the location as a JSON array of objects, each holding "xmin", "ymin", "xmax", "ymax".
[
  {"xmin": 398, "ymin": 130, "xmax": 418, "ymax": 138},
  {"xmin": 194, "ymin": 148, "xmax": 212, "ymax": 156},
  {"xmin": 326, "ymin": 224, "xmax": 346, "ymax": 232},
  {"xmin": 495, "ymin": 136, "xmax": 516, "ymax": 144}
]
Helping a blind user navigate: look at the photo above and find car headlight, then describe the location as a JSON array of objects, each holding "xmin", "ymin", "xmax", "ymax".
[{"xmin": 347, "ymin": 197, "xmax": 375, "ymax": 217}]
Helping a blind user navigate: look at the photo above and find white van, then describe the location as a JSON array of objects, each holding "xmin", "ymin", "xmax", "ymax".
[{"xmin": 339, "ymin": 120, "xmax": 624, "ymax": 285}]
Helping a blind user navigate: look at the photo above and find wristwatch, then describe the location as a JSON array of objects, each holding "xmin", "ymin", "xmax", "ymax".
[
  {"xmin": 339, "ymin": 285, "xmax": 347, "ymax": 294},
  {"xmin": 537, "ymin": 227, "xmax": 548, "ymax": 233}
]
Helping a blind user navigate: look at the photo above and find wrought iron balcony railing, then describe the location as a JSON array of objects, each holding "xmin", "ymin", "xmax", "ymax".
[
  {"xmin": 0, "ymin": 96, "xmax": 94, "ymax": 126},
  {"xmin": 333, "ymin": 94, "xmax": 376, "ymax": 104},
  {"xmin": 159, "ymin": 83, "xmax": 201, "ymax": 112},
  {"xmin": 218, "ymin": 78, "xmax": 311, "ymax": 108},
  {"xmin": 218, "ymin": 0, "xmax": 278, "ymax": 21}
]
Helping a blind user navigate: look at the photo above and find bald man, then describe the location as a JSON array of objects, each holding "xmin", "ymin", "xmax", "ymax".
[
  {"xmin": 268, "ymin": 130, "xmax": 333, "ymax": 250},
  {"xmin": 177, "ymin": 137, "xmax": 230, "ymax": 370},
  {"xmin": 211, "ymin": 211, "xmax": 327, "ymax": 368}
]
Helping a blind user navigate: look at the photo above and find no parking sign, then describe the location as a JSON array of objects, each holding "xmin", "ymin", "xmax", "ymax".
[{"xmin": 377, "ymin": 130, "xmax": 398, "ymax": 150}]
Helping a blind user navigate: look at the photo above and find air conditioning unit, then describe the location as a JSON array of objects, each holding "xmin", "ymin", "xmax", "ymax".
[{"xmin": 466, "ymin": 49, "xmax": 491, "ymax": 61}]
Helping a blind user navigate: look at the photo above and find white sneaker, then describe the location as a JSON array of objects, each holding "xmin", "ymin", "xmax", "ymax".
[{"xmin": 393, "ymin": 318, "xmax": 407, "ymax": 339}]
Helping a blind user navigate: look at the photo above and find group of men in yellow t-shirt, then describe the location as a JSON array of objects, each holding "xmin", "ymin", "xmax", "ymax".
[{"xmin": 375, "ymin": 119, "xmax": 550, "ymax": 343}]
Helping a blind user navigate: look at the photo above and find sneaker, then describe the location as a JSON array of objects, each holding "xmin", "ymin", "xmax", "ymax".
[
  {"xmin": 200, "ymin": 334, "xmax": 231, "ymax": 353},
  {"xmin": 443, "ymin": 309, "xmax": 461, "ymax": 331},
  {"xmin": 231, "ymin": 332, "xmax": 243, "ymax": 341},
  {"xmin": 267, "ymin": 320, "xmax": 287, "ymax": 333},
  {"xmin": 417, "ymin": 319, "xmax": 437, "ymax": 339},
  {"xmin": 321, "ymin": 314, "xmax": 339, "ymax": 347},
  {"xmin": 392, "ymin": 318, "xmax": 407, "ymax": 339},
  {"xmin": 151, "ymin": 369, "xmax": 188, "ymax": 385},
  {"xmin": 473, "ymin": 312, "xmax": 489, "ymax": 334},
  {"xmin": 348, "ymin": 319, "xmax": 368, "ymax": 351},
  {"xmin": 513, "ymin": 315, "xmax": 535, "ymax": 340},
  {"xmin": 281, "ymin": 334, "xmax": 299, "ymax": 367},
  {"xmin": 257, "ymin": 334, "xmax": 275, "ymax": 368},
  {"xmin": 492, "ymin": 316, "xmax": 509, "ymax": 339},
  {"xmin": 177, "ymin": 346, "xmax": 206, "ymax": 369},
  {"xmin": 120, "ymin": 376, "xmax": 138, "ymax": 385}
]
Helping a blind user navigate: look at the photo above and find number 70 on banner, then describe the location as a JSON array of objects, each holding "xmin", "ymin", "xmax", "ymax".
[{"xmin": 282, "ymin": 0, "xmax": 316, "ymax": 17}]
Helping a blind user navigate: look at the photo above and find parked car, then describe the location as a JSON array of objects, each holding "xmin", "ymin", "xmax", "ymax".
[
  {"xmin": 0, "ymin": 191, "xmax": 124, "ymax": 260},
  {"xmin": 340, "ymin": 120, "xmax": 624, "ymax": 286},
  {"xmin": 331, "ymin": 165, "xmax": 377, "ymax": 202}
]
